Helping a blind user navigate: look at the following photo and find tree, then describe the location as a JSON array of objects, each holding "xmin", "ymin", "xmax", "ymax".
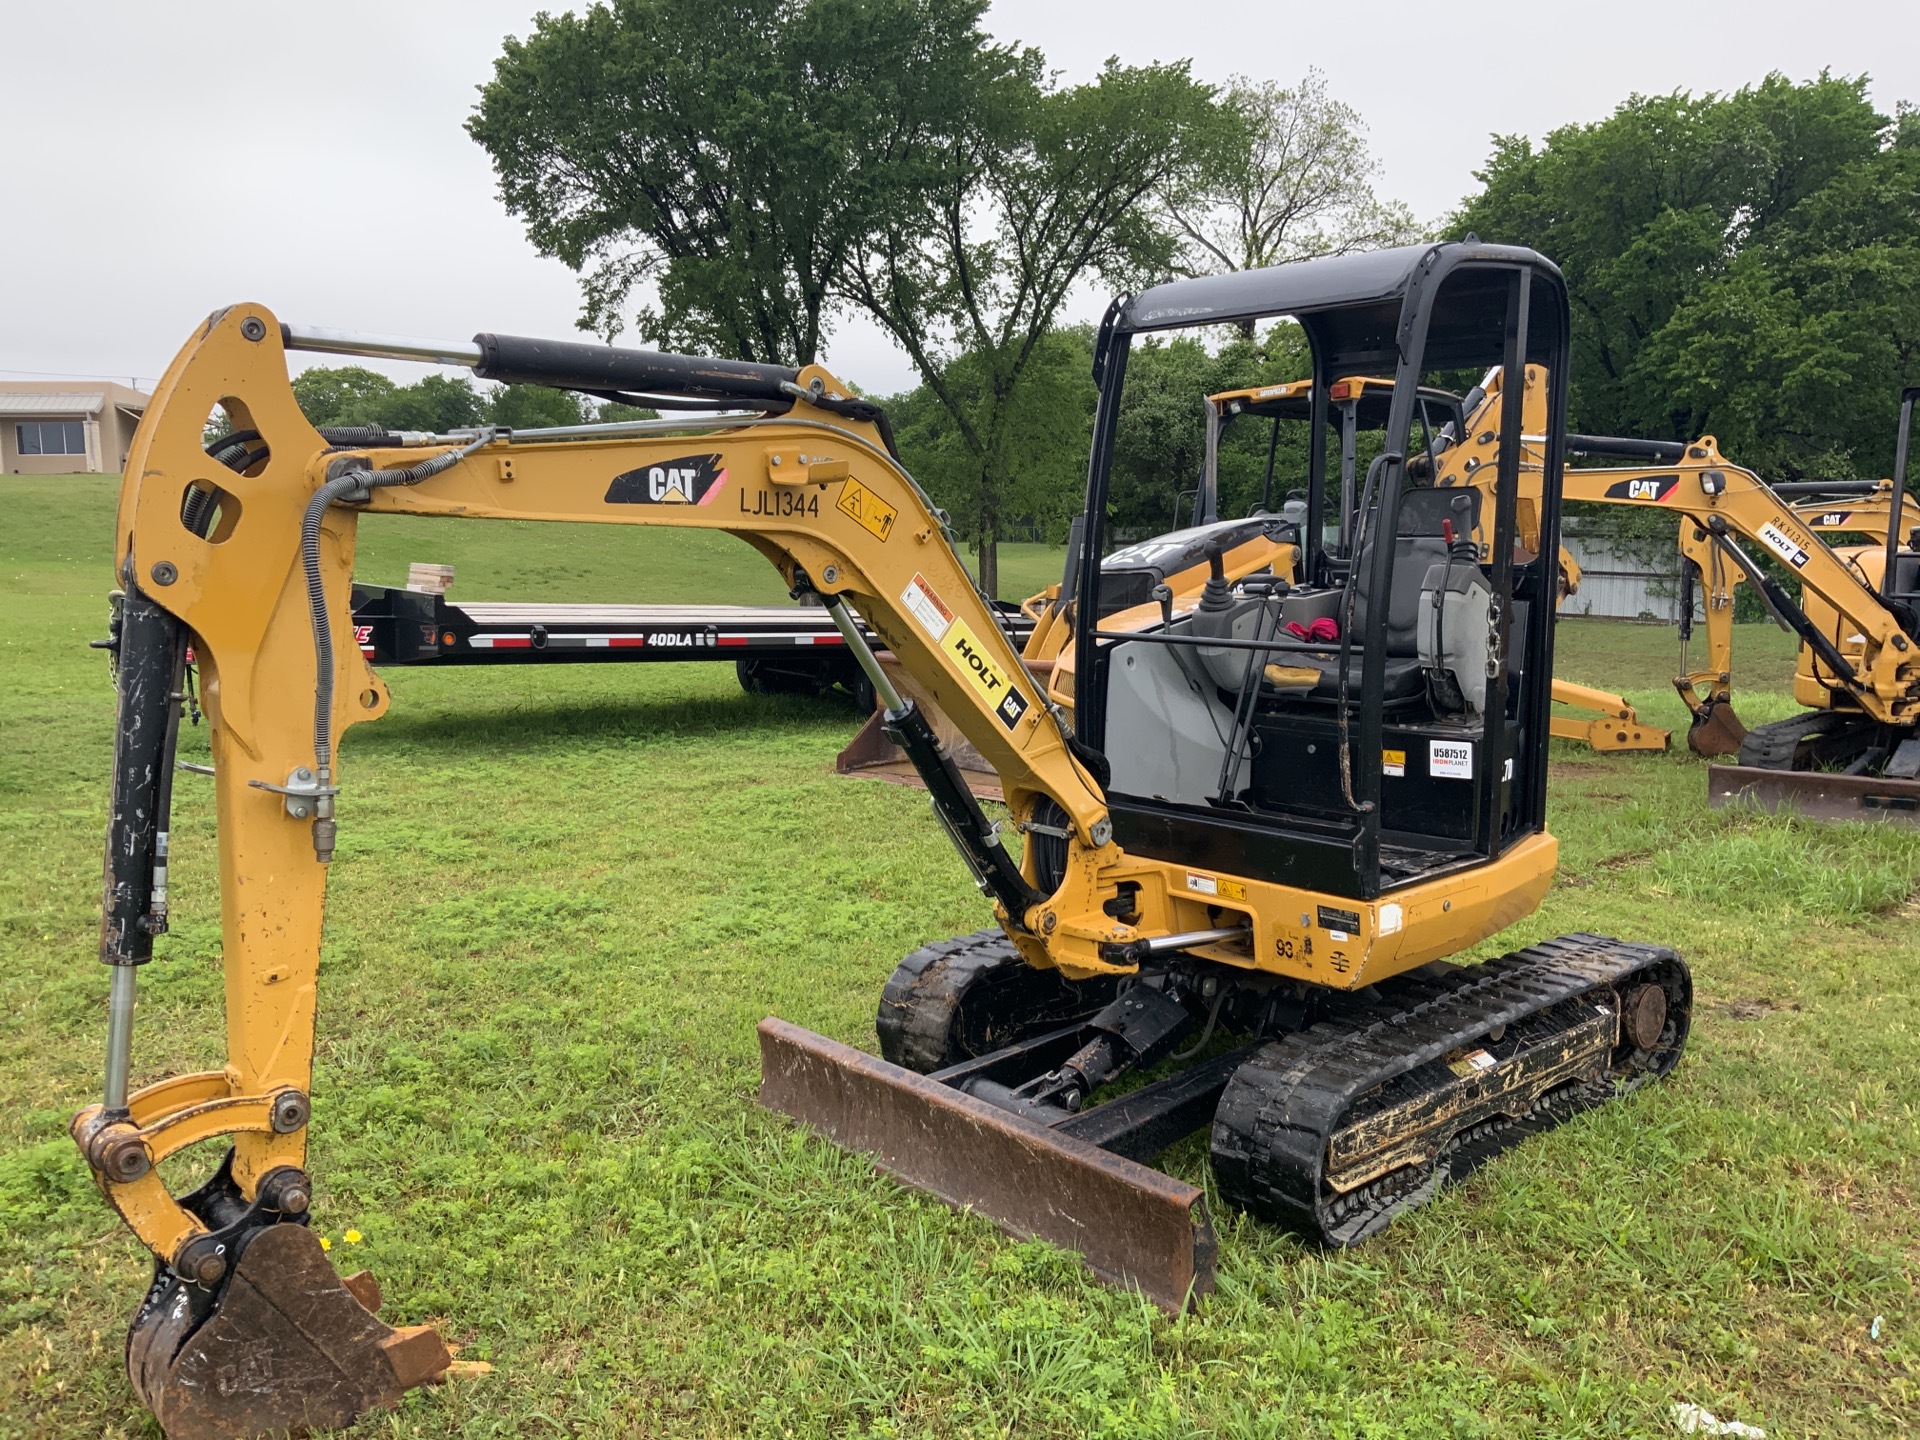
[
  {"xmin": 1158, "ymin": 70, "xmax": 1419, "ymax": 283},
  {"xmin": 290, "ymin": 366, "xmax": 400, "ymax": 428},
  {"xmin": 887, "ymin": 327, "xmax": 1097, "ymax": 564},
  {"xmin": 289, "ymin": 367, "xmax": 594, "ymax": 432},
  {"xmin": 1455, "ymin": 72, "xmax": 1917, "ymax": 482},
  {"xmin": 291, "ymin": 367, "xmax": 485, "ymax": 431},
  {"xmin": 387, "ymin": 374, "xmax": 486, "ymax": 433},
  {"xmin": 486, "ymin": 385, "xmax": 584, "ymax": 430},
  {"xmin": 468, "ymin": 0, "xmax": 1006, "ymax": 364},
  {"xmin": 1105, "ymin": 323, "xmax": 1309, "ymax": 533},
  {"xmin": 851, "ymin": 58, "xmax": 1231, "ymax": 594}
]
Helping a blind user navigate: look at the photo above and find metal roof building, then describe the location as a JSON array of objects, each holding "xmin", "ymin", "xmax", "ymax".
[{"xmin": 0, "ymin": 379, "xmax": 149, "ymax": 474}]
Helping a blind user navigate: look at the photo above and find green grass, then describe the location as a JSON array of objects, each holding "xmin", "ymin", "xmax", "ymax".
[{"xmin": 2, "ymin": 475, "xmax": 1915, "ymax": 1437}]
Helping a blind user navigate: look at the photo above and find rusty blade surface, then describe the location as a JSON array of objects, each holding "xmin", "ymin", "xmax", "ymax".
[
  {"xmin": 1708, "ymin": 763, "xmax": 1920, "ymax": 824},
  {"xmin": 758, "ymin": 1017, "xmax": 1215, "ymax": 1313}
]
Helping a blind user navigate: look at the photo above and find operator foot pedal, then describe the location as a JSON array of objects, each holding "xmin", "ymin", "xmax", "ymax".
[{"xmin": 128, "ymin": 1222, "xmax": 450, "ymax": 1440}]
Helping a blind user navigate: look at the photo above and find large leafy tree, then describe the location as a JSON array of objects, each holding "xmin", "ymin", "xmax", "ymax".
[
  {"xmin": 468, "ymin": 0, "xmax": 1006, "ymax": 364},
  {"xmin": 1456, "ymin": 74, "xmax": 1917, "ymax": 481},
  {"xmin": 1158, "ymin": 70, "xmax": 1419, "ymax": 282},
  {"xmin": 851, "ymin": 58, "xmax": 1231, "ymax": 594}
]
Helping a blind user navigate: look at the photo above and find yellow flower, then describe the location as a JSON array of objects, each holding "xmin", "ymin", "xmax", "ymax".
[
  {"xmin": 344, "ymin": 1229, "xmax": 363, "ymax": 1245},
  {"xmin": 318, "ymin": 1237, "xmax": 331, "ymax": 1251}
]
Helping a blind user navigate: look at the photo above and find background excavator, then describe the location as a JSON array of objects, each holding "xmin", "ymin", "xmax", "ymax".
[
  {"xmin": 1141, "ymin": 365, "xmax": 1920, "ymax": 786},
  {"xmin": 1665, "ymin": 477, "xmax": 1915, "ymax": 758},
  {"xmin": 1421, "ymin": 370, "xmax": 1920, "ymax": 816},
  {"xmin": 75, "ymin": 244, "xmax": 1693, "ymax": 1439}
]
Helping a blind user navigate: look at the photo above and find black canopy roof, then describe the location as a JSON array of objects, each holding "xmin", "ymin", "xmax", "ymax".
[{"xmin": 1119, "ymin": 241, "xmax": 1565, "ymax": 373}]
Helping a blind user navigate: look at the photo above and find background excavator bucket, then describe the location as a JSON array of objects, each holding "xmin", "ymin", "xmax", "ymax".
[
  {"xmin": 1684, "ymin": 697, "xmax": 1749, "ymax": 758},
  {"xmin": 836, "ymin": 656, "xmax": 1059, "ymax": 801},
  {"xmin": 757, "ymin": 1018, "xmax": 1216, "ymax": 1313},
  {"xmin": 127, "ymin": 1222, "xmax": 449, "ymax": 1440}
]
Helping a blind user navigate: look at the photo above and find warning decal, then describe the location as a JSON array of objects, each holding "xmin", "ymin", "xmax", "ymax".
[
  {"xmin": 1382, "ymin": 748, "xmax": 1406, "ymax": 778},
  {"xmin": 901, "ymin": 573, "xmax": 954, "ymax": 642},
  {"xmin": 836, "ymin": 477, "xmax": 898, "ymax": 541},
  {"xmin": 1186, "ymin": 871, "xmax": 1247, "ymax": 902}
]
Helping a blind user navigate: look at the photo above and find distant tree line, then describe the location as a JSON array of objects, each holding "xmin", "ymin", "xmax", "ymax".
[
  {"xmin": 290, "ymin": 366, "xmax": 655, "ymax": 433},
  {"xmin": 309, "ymin": 7, "xmax": 1918, "ymax": 591}
]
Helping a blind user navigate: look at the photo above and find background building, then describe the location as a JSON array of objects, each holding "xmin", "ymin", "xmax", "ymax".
[{"xmin": 0, "ymin": 380, "xmax": 149, "ymax": 474}]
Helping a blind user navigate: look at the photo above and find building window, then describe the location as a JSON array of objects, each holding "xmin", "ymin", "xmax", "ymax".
[{"xmin": 16, "ymin": 421, "xmax": 87, "ymax": 456}]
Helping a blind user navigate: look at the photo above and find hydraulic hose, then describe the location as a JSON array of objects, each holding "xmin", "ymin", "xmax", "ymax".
[{"xmin": 299, "ymin": 430, "xmax": 495, "ymax": 860}]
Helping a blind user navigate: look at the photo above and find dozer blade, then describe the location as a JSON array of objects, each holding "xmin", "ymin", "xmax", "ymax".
[
  {"xmin": 128, "ymin": 1222, "xmax": 449, "ymax": 1440},
  {"xmin": 757, "ymin": 1018, "xmax": 1215, "ymax": 1313},
  {"xmin": 1709, "ymin": 762, "xmax": 1920, "ymax": 824}
]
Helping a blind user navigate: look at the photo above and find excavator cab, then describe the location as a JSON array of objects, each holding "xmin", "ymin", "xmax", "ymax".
[
  {"xmin": 1201, "ymin": 375, "xmax": 1466, "ymax": 568},
  {"xmin": 1077, "ymin": 253, "xmax": 1567, "ymax": 899}
]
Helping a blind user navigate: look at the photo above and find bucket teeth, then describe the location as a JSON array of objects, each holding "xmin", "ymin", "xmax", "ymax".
[{"xmin": 128, "ymin": 1222, "xmax": 449, "ymax": 1440}]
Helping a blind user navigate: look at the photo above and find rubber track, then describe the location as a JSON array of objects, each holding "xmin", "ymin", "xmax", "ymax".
[
  {"xmin": 876, "ymin": 930, "xmax": 1119, "ymax": 1073},
  {"xmin": 1211, "ymin": 933, "xmax": 1690, "ymax": 1247},
  {"xmin": 876, "ymin": 930, "xmax": 1019, "ymax": 1073},
  {"xmin": 1736, "ymin": 710, "xmax": 1854, "ymax": 770}
]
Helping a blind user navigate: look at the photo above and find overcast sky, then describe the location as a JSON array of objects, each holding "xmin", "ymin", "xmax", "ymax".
[{"xmin": 2, "ymin": 0, "xmax": 1914, "ymax": 397}]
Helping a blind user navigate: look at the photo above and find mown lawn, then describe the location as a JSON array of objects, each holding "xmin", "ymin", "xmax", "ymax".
[{"xmin": 1, "ymin": 475, "xmax": 1914, "ymax": 1438}]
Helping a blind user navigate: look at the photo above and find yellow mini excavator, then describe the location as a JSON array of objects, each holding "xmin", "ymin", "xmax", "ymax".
[
  {"xmin": 1421, "ymin": 371, "xmax": 1920, "ymax": 812},
  {"xmin": 75, "ymin": 244, "xmax": 1694, "ymax": 1438}
]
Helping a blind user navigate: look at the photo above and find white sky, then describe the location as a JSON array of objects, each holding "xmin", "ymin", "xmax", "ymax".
[{"xmin": 2, "ymin": 0, "xmax": 1914, "ymax": 397}]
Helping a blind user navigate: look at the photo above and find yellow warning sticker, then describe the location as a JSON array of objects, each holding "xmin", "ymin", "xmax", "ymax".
[
  {"xmin": 1382, "ymin": 748, "xmax": 1406, "ymax": 778},
  {"xmin": 836, "ymin": 477, "xmax": 898, "ymax": 541},
  {"xmin": 1185, "ymin": 871, "xmax": 1248, "ymax": 902},
  {"xmin": 943, "ymin": 618, "xmax": 1030, "ymax": 729}
]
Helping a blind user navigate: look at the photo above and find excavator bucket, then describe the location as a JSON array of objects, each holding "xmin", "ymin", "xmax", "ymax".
[
  {"xmin": 127, "ymin": 1222, "xmax": 449, "ymax": 1440},
  {"xmin": 1684, "ymin": 698, "xmax": 1748, "ymax": 758},
  {"xmin": 757, "ymin": 1018, "xmax": 1215, "ymax": 1313},
  {"xmin": 837, "ymin": 656, "xmax": 1058, "ymax": 801}
]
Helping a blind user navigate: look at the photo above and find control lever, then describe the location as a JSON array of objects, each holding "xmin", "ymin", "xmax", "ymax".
[{"xmin": 1197, "ymin": 538, "xmax": 1233, "ymax": 614}]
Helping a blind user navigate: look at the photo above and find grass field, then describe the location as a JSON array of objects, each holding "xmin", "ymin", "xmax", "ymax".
[{"xmin": 2, "ymin": 475, "xmax": 1914, "ymax": 1438}]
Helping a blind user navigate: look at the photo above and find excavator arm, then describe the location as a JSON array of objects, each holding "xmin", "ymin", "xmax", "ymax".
[
  {"xmin": 1434, "ymin": 368, "xmax": 1920, "ymax": 747},
  {"xmin": 1552, "ymin": 446, "xmax": 1920, "ymax": 726},
  {"xmin": 74, "ymin": 304, "xmax": 1158, "ymax": 1436}
]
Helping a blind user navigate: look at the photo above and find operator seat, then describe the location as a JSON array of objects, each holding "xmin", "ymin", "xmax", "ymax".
[{"xmin": 1284, "ymin": 484, "xmax": 1481, "ymax": 704}]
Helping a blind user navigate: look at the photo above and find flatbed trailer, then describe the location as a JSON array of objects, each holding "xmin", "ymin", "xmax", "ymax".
[{"xmin": 349, "ymin": 580, "xmax": 1035, "ymax": 720}]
